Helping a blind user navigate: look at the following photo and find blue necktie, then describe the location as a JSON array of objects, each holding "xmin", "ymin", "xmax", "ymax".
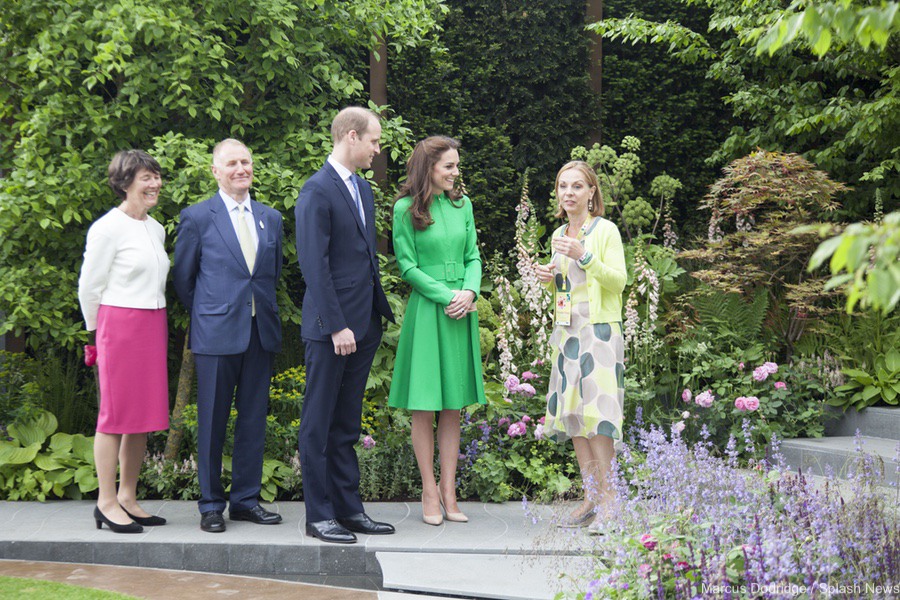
[{"xmin": 350, "ymin": 177, "xmax": 366, "ymax": 226}]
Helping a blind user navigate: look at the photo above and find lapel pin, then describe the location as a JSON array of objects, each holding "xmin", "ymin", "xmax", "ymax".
[{"xmin": 259, "ymin": 220, "xmax": 265, "ymax": 229}]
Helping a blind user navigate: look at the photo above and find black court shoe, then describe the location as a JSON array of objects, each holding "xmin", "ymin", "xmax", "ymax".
[
  {"xmin": 122, "ymin": 507, "xmax": 167, "ymax": 526},
  {"xmin": 94, "ymin": 507, "xmax": 143, "ymax": 534}
]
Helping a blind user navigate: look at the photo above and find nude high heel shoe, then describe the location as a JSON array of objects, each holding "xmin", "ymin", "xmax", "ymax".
[
  {"xmin": 422, "ymin": 495, "xmax": 443, "ymax": 526},
  {"xmin": 438, "ymin": 486, "xmax": 468, "ymax": 523}
]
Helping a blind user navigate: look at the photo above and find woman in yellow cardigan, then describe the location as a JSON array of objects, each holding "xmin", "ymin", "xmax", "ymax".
[{"xmin": 535, "ymin": 161, "xmax": 627, "ymax": 530}]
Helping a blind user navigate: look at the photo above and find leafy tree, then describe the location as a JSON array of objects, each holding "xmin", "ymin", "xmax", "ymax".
[
  {"xmin": 589, "ymin": 0, "xmax": 900, "ymax": 220},
  {"xmin": 0, "ymin": 0, "xmax": 439, "ymax": 348},
  {"xmin": 680, "ymin": 150, "xmax": 848, "ymax": 355},
  {"xmin": 753, "ymin": 1, "xmax": 900, "ymax": 318}
]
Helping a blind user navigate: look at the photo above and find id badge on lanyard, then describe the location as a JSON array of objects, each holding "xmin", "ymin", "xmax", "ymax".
[{"xmin": 554, "ymin": 260, "xmax": 572, "ymax": 326}]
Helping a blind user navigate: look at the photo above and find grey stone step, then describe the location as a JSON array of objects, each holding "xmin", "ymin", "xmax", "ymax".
[
  {"xmin": 377, "ymin": 551, "xmax": 593, "ymax": 600},
  {"xmin": 824, "ymin": 407, "xmax": 900, "ymax": 440},
  {"xmin": 0, "ymin": 500, "xmax": 585, "ymax": 591},
  {"xmin": 779, "ymin": 435, "xmax": 899, "ymax": 486}
]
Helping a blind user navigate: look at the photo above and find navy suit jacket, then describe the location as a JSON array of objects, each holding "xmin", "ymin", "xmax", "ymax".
[
  {"xmin": 173, "ymin": 193, "xmax": 283, "ymax": 355},
  {"xmin": 295, "ymin": 162, "xmax": 394, "ymax": 342}
]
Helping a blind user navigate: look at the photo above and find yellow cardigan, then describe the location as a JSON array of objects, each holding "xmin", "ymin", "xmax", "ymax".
[{"xmin": 549, "ymin": 217, "xmax": 627, "ymax": 324}]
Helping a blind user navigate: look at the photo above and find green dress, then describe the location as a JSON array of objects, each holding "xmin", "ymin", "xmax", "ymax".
[{"xmin": 388, "ymin": 193, "xmax": 486, "ymax": 411}]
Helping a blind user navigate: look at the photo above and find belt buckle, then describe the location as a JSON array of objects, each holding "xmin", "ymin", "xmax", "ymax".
[{"xmin": 444, "ymin": 260, "xmax": 458, "ymax": 280}]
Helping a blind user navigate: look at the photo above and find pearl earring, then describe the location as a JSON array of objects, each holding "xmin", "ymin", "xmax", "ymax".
[{"xmin": 588, "ymin": 200, "xmax": 594, "ymax": 212}]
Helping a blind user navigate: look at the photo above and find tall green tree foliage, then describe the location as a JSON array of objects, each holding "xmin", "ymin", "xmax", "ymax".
[
  {"xmin": 590, "ymin": 0, "xmax": 900, "ymax": 220},
  {"xmin": 389, "ymin": 0, "xmax": 601, "ymax": 254},
  {"xmin": 0, "ymin": 0, "xmax": 439, "ymax": 348},
  {"xmin": 601, "ymin": 0, "xmax": 735, "ymax": 237}
]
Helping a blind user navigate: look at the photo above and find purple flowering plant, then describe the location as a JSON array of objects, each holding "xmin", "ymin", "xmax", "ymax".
[{"xmin": 570, "ymin": 425, "xmax": 900, "ymax": 599}]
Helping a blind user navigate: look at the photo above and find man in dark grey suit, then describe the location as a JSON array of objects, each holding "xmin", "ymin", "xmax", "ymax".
[
  {"xmin": 173, "ymin": 139, "xmax": 284, "ymax": 533},
  {"xmin": 295, "ymin": 108, "xmax": 395, "ymax": 543}
]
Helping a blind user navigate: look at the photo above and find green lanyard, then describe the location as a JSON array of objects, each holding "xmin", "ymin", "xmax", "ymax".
[{"xmin": 553, "ymin": 218, "xmax": 592, "ymax": 292}]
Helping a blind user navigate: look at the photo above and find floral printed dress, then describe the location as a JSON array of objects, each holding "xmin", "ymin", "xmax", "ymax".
[{"xmin": 544, "ymin": 228, "xmax": 625, "ymax": 442}]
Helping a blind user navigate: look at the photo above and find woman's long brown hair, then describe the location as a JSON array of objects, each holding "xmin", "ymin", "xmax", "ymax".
[{"xmin": 395, "ymin": 136, "xmax": 463, "ymax": 230}]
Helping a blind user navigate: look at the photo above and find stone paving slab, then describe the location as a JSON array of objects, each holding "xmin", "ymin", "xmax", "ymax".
[
  {"xmin": 780, "ymin": 435, "xmax": 899, "ymax": 486},
  {"xmin": 378, "ymin": 551, "xmax": 593, "ymax": 600}
]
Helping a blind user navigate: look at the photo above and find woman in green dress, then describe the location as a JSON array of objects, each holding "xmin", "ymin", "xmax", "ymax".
[
  {"xmin": 389, "ymin": 136, "xmax": 486, "ymax": 526},
  {"xmin": 535, "ymin": 161, "xmax": 627, "ymax": 530}
]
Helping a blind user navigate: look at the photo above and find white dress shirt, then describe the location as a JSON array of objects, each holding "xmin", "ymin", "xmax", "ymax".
[
  {"xmin": 78, "ymin": 208, "xmax": 168, "ymax": 331},
  {"xmin": 219, "ymin": 190, "xmax": 259, "ymax": 248},
  {"xmin": 327, "ymin": 155, "xmax": 359, "ymax": 201}
]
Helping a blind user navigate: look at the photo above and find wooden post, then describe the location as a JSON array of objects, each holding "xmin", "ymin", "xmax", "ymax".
[
  {"xmin": 164, "ymin": 327, "xmax": 194, "ymax": 462},
  {"xmin": 369, "ymin": 38, "xmax": 388, "ymax": 186}
]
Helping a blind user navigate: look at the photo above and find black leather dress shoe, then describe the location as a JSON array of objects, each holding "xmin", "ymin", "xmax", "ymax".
[
  {"xmin": 337, "ymin": 512, "xmax": 396, "ymax": 535},
  {"xmin": 229, "ymin": 505, "xmax": 283, "ymax": 524},
  {"xmin": 305, "ymin": 519, "xmax": 357, "ymax": 544},
  {"xmin": 200, "ymin": 510, "xmax": 226, "ymax": 533}
]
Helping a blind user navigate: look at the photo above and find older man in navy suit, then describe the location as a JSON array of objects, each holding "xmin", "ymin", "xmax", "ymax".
[
  {"xmin": 295, "ymin": 107, "xmax": 395, "ymax": 544},
  {"xmin": 174, "ymin": 139, "xmax": 284, "ymax": 533}
]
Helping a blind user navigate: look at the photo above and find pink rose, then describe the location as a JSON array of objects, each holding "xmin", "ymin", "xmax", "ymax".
[
  {"xmin": 504, "ymin": 375, "xmax": 521, "ymax": 392},
  {"xmin": 498, "ymin": 417, "xmax": 511, "ymax": 427},
  {"xmin": 738, "ymin": 362, "xmax": 745, "ymax": 371},
  {"xmin": 672, "ymin": 421, "xmax": 686, "ymax": 435},
  {"xmin": 521, "ymin": 371, "xmax": 538, "ymax": 381},
  {"xmin": 763, "ymin": 361, "xmax": 779, "ymax": 374},
  {"xmin": 534, "ymin": 424, "xmax": 544, "ymax": 440},
  {"xmin": 695, "ymin": 390, "xmax": 714, "ymax": 408},
  {"xmin": 519, "ymin": 383, "xmax": 536, "ymax": 397},
  {"xmin": 521, "ymin": 415, "xmax": 532, "ymax": 423},
  {"xmin": 752, "ymin": 366, "xmax": 769, "ymax": 382},
  {"xmin": 735, "ymin": 397, "xmax": 747, "ymax": 411},
  {"xmin": 774, "ymin": 381, "xmax": 787, "ymax": 390},
  {"xmin": 538, "ymin": 416, "xmax": 545, "ymax": 425},
  {"xmin": 362, "ymin": 435, "xmax": 376, "ymax": 449},
  {"xmin": 681, "ymin": 411, "xmax": 690, "ymax": 419},
  {"xmin": 662, "ymin": 553, "xmax": 673, "ymax": 561},
  {"xmin": 682, "ymin": 388, "xmax": 692, "ymax": 403},
  {"xmin": 507, "ymin": 422, "xmax": 527, "ymax": 437},
  {"xmin": 637, "ymin": 563, "xmax": 652, "ymax": 578},
  {"xmin": 743, "ymin": 396, "xmax": 760, "ymax": 411},
  {"xmin": 675, "ymin": 561, "xmax": 690, "ymax": 571},
  {"xmin": 639, "ymin": 534, "xmax": 658, "ymax": 550}
]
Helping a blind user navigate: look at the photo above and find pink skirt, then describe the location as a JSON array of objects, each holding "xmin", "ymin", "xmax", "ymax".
[{"xmin": 96, "ymin": 305, "xmax": 169, "ymax": 434}]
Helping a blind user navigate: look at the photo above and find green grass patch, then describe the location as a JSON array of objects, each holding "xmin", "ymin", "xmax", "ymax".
[{"xmin": 0, "ymin": 576, "xmax": 138, "ymax": 599}]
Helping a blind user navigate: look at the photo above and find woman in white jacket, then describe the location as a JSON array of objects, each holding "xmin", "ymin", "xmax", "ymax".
[{"xmin": 78, "ymin": 150, "xmax": 169, "ymax": 533}]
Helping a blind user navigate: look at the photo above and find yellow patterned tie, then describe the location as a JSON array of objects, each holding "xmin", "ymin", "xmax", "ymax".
[{"xmin": 237, "ymin": 204, "xmax": 256, "ymax": 316}]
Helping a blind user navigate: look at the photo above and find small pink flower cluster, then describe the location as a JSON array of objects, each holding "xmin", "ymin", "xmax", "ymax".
[
  {"xmin": 639, "ymin": 533, "xmax": 658, "ymax": 550},
  {"xmin": 774, "ymin": 381, "xmax": 787, "ymax": 390},
  {"xmin": 752, "ymin": 361, "xmax": 779, "ymax": 382},
  {"xmin": 504, "ymin": 374, "xmax": 536, "ymax": 397},
  {"xmin": 734, "ymin": 396, "xmax": 760, "ymax": 412},
  {"xmin": 500, "ymin": 414, "xmax": 543, "ymax": 439},
  {"xmin": 362, "ymin": 435, "xmax": 376, "ymax": 449}
]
